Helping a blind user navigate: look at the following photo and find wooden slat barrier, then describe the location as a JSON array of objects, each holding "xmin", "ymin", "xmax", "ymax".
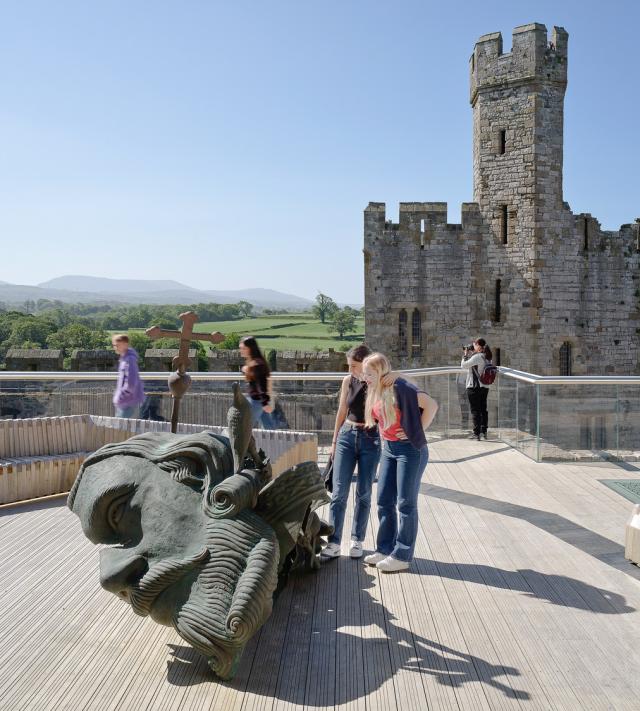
[{"xmin": 0, "ymin": 416, "xmax": 317, "ymax": 505}]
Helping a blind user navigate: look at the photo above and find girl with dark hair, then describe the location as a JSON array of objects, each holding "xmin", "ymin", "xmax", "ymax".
[
  {"xmin": 322, "ymin": 344, "xmax": 381, "ymax": 560},
  {"xmin": 239, "ymin": 336, "xmax": 274, "ymax": 428},
  {"xmin": 460, "ymin": 337, "xmax": 493, "ymax": 441}
]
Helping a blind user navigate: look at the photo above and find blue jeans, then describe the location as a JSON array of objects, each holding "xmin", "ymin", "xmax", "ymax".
[
  {"xmin": 376, "ymin": 440, "xmax": 428, "ymax": 562},
  {"xmin": 328, "ymin": 424, "xmax": 381, "ymax": 544},
  {"xmin": 245, "ymin": 395, "xmax": 275, "ymax": 430},
  {"xmin": 115, "ymin": 405, "xmax": 138, "ymax": 419}
]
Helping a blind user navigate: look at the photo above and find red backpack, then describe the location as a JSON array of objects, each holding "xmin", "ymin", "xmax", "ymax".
[{"xmin": 480, "ymin": 360, "xmax": 498, "ymax": 385}]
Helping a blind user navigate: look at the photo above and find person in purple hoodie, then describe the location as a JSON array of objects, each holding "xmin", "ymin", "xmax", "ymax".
[{"xmin": 112, "ymin": 334, "xmax": 145, "ymax": 418}]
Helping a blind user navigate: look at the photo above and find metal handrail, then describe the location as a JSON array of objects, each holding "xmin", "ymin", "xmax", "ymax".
[
  {"xmin": 0, "ymin": 365, "xmax": 638, "ymax": 385},
  {"xmin": 496, "ymin": 367, "xmax": 640, "ymax": 385},
  {"xmin": 0, "ymin": 366, "xmax": 463, "ymax": 382}
]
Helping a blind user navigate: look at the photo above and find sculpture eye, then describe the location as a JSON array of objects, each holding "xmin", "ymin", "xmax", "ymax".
[{"xmin": 107, "ymin": 492, "xmax": 132, "ymax": 532}]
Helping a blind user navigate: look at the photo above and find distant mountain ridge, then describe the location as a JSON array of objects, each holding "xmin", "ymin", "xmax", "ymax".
[
  {"xmin": 0, "ymin": 275, "xmax": 315, "ymax": 309},
  {"xmin": 39, "ymin": 276, "xmax": 202, "ymax": 294}
]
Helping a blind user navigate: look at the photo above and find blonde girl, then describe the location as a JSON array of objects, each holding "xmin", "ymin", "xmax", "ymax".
[{"xmin": 361, "ymin": 353, "xmax": 438, "ymax": 572}]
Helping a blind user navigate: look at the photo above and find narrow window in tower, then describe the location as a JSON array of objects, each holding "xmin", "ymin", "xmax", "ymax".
[
  {"xmin": 583, "ymin": 217, "xmax": 588, "ymax": 251},
  {"xmin": 471, "ymin": 53, "xmax": 475, "ymax": 72},
  {"xmin": 398, "ymin": 309, "xmax": 408, "ymax": 354},
  {"xmin": 420, "ymin": 219, "xmax": 426, "ymax": 250},
  {"xmin": 411, "ymin": 309, "xmax": 422, "ymax": 356},
  {"xmin": 559, "ymin": 342, "xmax": 572, "ymax": 376},
  {"xmin": 499, "ymin": 129, "xmax": 506, "ymax": 154},
  {"xmin": 501, "ymin": 205, "xmax": 508, "ymax": 244},
  {"xmin": 494, "ymin": 279, "xmax": 501, "ymax": 322},
  {"xmin": 495, "ymin": 348, "xmax": 501, "ymax": 366}
]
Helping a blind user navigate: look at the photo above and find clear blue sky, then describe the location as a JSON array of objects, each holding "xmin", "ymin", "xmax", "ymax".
[{"xmin": 1, "ymin": 1, "xmax": 638, "ymax": 304}]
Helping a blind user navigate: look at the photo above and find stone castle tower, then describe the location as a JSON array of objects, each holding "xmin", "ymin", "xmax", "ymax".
[{"xmin": 364, "ymin": 24, "xmax": 640, "ymax": 375}]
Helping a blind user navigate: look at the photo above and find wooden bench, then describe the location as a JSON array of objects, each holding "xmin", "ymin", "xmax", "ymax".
[{"xmin": 0, "ymin": 415, "xmax": 317, "ymax": 505}]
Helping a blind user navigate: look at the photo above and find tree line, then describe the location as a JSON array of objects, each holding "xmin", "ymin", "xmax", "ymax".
[
  {"xmin": 0, "ymin": 301, "xmax": 254, "ymax": 358},
  {"xmin": 0, "ymin": 293, "xmax": 362, "ymax": 363}
]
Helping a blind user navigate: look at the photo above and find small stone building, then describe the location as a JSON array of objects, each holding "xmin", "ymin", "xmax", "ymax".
[
  {"xmin": 145, "ymin": 349, "xmax": 197, "ymax": 372},
  {"xmin": 4, "ymin": 349, "xmax": 64, "ymax": 371},
  {"xmin": 70, "ymin": 349, "xmax": 118, "ymax": 371}
]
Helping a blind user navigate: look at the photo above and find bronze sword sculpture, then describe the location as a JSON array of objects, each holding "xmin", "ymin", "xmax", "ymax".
[{"xmin": 145, "ymin": 311, "xmax": 225, "ymax": 433}]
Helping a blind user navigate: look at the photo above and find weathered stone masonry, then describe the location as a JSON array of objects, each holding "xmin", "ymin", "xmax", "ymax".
[{"xmin": 365, "ymin": 23, "xmax": 640, "ymax": 375}]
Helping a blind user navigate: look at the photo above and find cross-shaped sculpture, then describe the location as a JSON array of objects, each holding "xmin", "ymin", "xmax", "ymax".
[{"xmin": 146, "ymin": 311, "xmax": 225, "ymax": 433}]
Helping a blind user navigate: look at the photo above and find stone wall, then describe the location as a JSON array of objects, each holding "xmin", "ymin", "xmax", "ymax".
[
  {"xmin": 365, "ymin": 23, "xmax": 640, "ymax": 375},
  {"xmin": 70, "ymin": 349, "xmax": 118, "ymax": 371},
  {"xmin": 0, "ymin": 347, "xmax": 349, "ymax": 374},
  {"xmin": 275, "ymin": 348, "xmax": 347, "ymax": 372},
  {"xmin": 4, "ymin": 349, "xmax": 64, "ymax": 371},
  {"xmin": 145, "ymin": 349, "xmax": 197, "ymax": 372},
  {"xmin": 207, "ymin": 350, "xmax": 244, "ymax": 372},
  {"xmin": 208, "ymin": 348, "xmax": 347, "ymax": 373}
]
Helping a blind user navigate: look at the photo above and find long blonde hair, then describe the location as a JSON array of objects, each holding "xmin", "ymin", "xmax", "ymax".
[{"xmin": 363, "ymin": 353, "xmax": 397, "ymax": 429}]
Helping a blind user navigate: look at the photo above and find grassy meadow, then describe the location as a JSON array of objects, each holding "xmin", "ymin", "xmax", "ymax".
[
  {"xmin": 125, "ymin": 313, "xmax": 365, "ymax": 352},
  {"xmin": 200, "ymin": 313, "xmax": 365, "ymax": 351}
]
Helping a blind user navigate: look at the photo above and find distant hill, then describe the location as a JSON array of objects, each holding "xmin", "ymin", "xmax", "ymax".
[
  {"xmin": 0, "ymin": 282, "xmax": 130, "ymax": 304},
  {"xmin": 0, "ymin": 276, "xmax": 314, "ymax": 309},
  {"xmin": 203, "ymin": 287, "xmax": 316, "ymax": 309},
  {"xmin": 39, "ymin": 276, "xmax": 202, "ymax": 294}
]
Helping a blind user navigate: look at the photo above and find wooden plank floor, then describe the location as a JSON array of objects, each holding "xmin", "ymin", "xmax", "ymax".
[{"xmin": 2, "ymin": 439, "xmax": 640, "ymax": 710}]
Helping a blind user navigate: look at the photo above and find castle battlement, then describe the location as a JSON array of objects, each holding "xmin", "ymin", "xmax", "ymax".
[
  {"xmin": 399, "ymin": 202, "xmax": 447, "ymax": 226},
  {"xmin": 365, "ymin": 202, "xmax": 483, "ymax": 233},
  {"xmin": 470, "ymin": 23, "xmax": 568, "ymax": 105}
]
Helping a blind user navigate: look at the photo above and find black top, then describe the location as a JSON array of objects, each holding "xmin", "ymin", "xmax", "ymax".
[
  {"xmin": 346, "ymin": 376, "xmax": 367, "ymax": 423},
  {"xmin": 245, "ymin": 358, "xmax": 270, "ymax": 406}
]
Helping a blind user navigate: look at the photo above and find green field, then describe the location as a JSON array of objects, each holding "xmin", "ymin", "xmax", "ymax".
[
  {"xmin": 121, "ymin": 314, "xmax": 365, "ymax": 352},
  {"xmin": 199, "ymin": 314, "xmax": 365, "ymax": 351}
]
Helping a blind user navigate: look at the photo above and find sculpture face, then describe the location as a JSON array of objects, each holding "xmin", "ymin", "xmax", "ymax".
[
  {"xmin": 68, "ymin": 428, "xmax": 329, "ymax": 679},
  {"xmin": 71, "ymin": 455, "xmax": 208, "ymax": 626}
]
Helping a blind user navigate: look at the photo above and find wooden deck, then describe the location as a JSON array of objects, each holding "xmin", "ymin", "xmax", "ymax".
[{"xmin": 2, "ymin": 439, "xmax": 640, "ymax": 710}]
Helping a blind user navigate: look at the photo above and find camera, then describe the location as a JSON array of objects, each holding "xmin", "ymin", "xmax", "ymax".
[{"xmin": 462, "ymin": 344, "xmax": 474, "ymax": 352}]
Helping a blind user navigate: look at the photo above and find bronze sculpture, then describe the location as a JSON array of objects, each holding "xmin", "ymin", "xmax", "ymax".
[
  {"xmin": 145, "ymin": 310, "xmax": 225, "ymax": 433},
  {"xmin": 67, "ymin": 387, "xmax": 330, "ymax": 679}
]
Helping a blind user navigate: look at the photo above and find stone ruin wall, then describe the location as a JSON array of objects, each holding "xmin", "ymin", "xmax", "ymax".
[{"xmin": 365, "ymin": 203, "xmax": 640, "ymax": 375}]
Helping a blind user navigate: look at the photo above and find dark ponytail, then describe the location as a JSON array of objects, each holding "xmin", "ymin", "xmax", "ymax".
[
  {"xmin": 474, "ymin": 338, "xmax": 493, "ymax": 362},
  {"xmin": 345, "ymin": 344, "xmax": 371, "ymax": 363}
]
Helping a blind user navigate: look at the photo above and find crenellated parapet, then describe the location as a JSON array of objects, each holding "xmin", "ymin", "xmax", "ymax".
[
  {"xmin": 470, "ymin": 23, "xmax": 568, "ymax": 106},
  {"xmin": 573, "ymin": 213, "xmax": 640, "ymax": 254},
  {"xmin": 365, "ymin": 202, "xmax": 486, "ymax": 246},
  {"xmin": 398, "ymin": 202, "xmax": 448, "ymax": 227}
]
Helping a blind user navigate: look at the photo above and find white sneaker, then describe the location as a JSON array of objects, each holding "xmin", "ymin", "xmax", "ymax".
[
  {"xmin": 321, "ymin": 542, "xmax": 341, "ymax": 559},
  {"xmin": 376, "ymin": 556, "xmax": 410, "ymax": 573},
  {"xmin": 349, "ymin": 540, "xmax": 363, "ymax": 558},
  {"xmin": 363, "ymin": 552, "xmax": 386, "ymax": 566}
]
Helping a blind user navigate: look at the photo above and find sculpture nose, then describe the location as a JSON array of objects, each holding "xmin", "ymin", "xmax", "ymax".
[{"xmin": 99, "ymin": 550, "xmax": 148, "ymax": 595}]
